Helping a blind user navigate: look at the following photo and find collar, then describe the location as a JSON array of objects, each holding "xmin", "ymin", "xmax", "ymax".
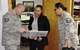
[
  {"xmin": 60, "ymin": 11, "xmax": 66, "ymax": 19},
  {"xmin": 12, "ymin": 10, "xmax": 19, "ymax": 18}
]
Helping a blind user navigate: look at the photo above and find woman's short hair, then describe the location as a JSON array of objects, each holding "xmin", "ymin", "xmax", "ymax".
[
  {"xmin": 35, "ymin": 5, "xmax": 42, "ymax": 10},
  {"xmin": 55, "ymin": 2, "xmax": 67, "ymax": 11}
]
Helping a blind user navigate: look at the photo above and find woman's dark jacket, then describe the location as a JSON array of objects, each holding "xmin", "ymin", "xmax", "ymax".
[{"xmin": 28, "ymin": 14, "xmax": 50, "ymax": 46}]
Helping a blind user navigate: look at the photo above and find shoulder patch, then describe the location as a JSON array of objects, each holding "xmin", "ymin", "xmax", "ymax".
[
  {"xmin": 4, "ymin": 18, "xmax": 9, "ymax": 22},
  {"xmin": 66, "ymin": 18, "xmax": 72, "ymax": 23}
]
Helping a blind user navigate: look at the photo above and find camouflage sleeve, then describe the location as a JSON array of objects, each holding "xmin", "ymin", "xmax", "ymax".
[
  {"xmin": 64, "ymin": 17, "xmax": 74, "ymax": 40},
  {"xmin": 2, "ymin": 13, "xmax": 20, "ymax": 33},
  {"xmin": 3, "ymin": 14, "xmax": 12, "ymax": 32}
]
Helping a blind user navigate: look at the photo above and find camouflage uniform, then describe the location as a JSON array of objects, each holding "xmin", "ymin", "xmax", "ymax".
[
  {"xmin": 2, "ymin": 10, "xmax": 21, "ymax": 50},
  {"xmin": 58, "ymin": 11, "xmax": 79, "ymax": 50}
]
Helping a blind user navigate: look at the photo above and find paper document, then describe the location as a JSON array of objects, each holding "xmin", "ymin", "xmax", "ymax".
[{"xmin": 22, "ymin": 31, "xmax": 48, "ymax": 39}]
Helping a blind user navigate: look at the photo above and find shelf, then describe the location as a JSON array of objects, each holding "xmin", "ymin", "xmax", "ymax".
[
  {"xmin": 74, "ymin": 2, "xmax": 80, "ymax": 5},
  {"xmin": 74, "ymin": 11, "xmax": 80, "ymax": 12},
  {"xmin": 74, "ymin": 12, "xmax": 80, "ymax": 15},
  {"xmin": 74, "ymin": 18, "xmax": 80, "ymax": 21},
  {"xmin": 74, "ymin": 1, "xmax": 80, "ymax": 21},
  {"xmin": 74, "ymin": 9, "xmax": 80, "ymax": 10},
  {"xmin": 74, "ymin": 5, "xmax": 80, "ymax": 9}
]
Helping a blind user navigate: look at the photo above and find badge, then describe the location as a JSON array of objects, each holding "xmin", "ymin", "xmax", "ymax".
[
  {"xmin": 66, "ymin": 18, "xmax": 72, "ymax": 23},
  {"xmin": 4, "ymin": 18, "xmax": 9, "ymax": 22}
]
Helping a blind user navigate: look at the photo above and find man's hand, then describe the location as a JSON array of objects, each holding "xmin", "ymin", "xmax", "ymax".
[
  {"xmin": 64, "ymin": 39, "xmax": 72, "ymax": 48},
  {"xmin": 34, "ymin": 37, "xmax": 37, "ymax": 40},
  {"xmin": 20, "ymin": 27, "xmax": 27, "ymax": 33},
  {"xmin": 38, "ymin": 37, "xmax": 42, "ymax": 41}
]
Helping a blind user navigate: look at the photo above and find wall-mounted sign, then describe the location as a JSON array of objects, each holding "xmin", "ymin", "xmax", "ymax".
[{"xmin": 23, "ymin": 1, "xmax": 34, "ymax": 12}]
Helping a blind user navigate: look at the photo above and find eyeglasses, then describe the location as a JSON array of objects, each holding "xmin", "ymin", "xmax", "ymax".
[
  {"xmin": 54, "ymin": 9, "xmax": 57, "ymax": 11},
  {"xmin": 54, "ymin": 8, "xmax": 58, "ymax": 11}
]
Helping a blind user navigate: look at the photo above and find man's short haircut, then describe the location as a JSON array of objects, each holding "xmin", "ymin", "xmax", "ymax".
[
  {"xmin": 35, "ymin": 5, "xmax": 42, "ymax": 10},
  {"xmin": 16, "ymin": 3, "xmax": 24, "ymax": 7}
]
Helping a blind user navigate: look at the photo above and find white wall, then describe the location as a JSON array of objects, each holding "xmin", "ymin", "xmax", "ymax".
[
  {"xmin": 0, "ymin": 0, "xmax": 8, "ymax": 50},
  {"xmin": 74, "ymin": 0, "xmax": 80, "ymax": 2},
  {"xmin": 16, "ymin": 0, "xmax": 43, "ymax": 7}
]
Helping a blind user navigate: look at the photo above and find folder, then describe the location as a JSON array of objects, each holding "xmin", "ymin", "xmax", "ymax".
[{"xmin": 22, "ymin": 31, "xmax": 48, "ymax": 39}]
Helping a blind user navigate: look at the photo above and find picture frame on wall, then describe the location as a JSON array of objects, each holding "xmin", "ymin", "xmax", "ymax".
[{"xmin": 23, "ymin": 1, "xmax": 34, "ymax": 12}]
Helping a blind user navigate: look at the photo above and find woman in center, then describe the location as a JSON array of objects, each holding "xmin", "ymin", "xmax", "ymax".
[{"xmin": 28, "ymin": 5, "xmax": 50, "ymax": 50}]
